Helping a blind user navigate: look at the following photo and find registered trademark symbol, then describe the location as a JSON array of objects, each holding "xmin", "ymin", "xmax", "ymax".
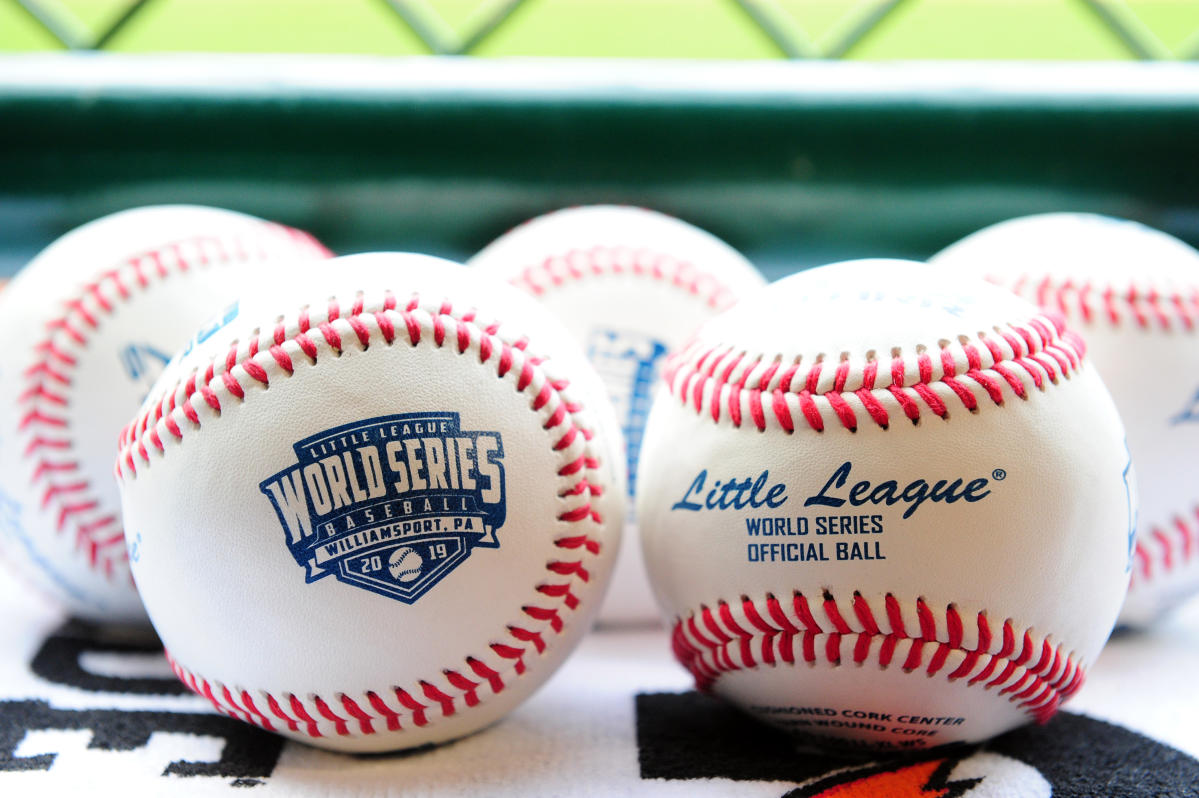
[{"xmin": 992, "ymin": 469, "xmax": 1007, "ymax": 481}]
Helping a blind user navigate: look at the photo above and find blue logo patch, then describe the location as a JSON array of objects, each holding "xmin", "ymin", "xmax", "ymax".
[
  {"xmin": 586, "ymin": 328, "xmax": 669, "ymax": 500},
  {"xmin": 260, "ymin": 412, "xmax": 505, "ymax": 604}
]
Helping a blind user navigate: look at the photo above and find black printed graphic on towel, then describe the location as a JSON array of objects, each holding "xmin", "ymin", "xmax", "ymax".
[
  {"xmin": 0, "ymin": 699, "xmax": 283, "ymax": 784},
  {"xmin": 988, "ymin": 712, "xmax": 1199, "ymax": 798},
  {"xmin": 636, "ymin": 692, "xmax": 1199, "ymax": 798},
  {"xmin": 30, "ymin": 619, "xmax": 187, "ymax": 695},
  {"xmin": 0, "ymin": 619, "xmax": 285, "ymax": 786}
]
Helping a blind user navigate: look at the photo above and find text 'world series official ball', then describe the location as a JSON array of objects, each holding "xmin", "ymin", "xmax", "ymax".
[
  {"xmin": 0, "ymin": 205, "xmax": 329, "ymax": 624},
  {"xmin": 470, "ymin": 205, "xmax": 766, "ymax": 623},
  {"xmin": 636, "ymin": 259, "xmax": 1134, "ymax": 753},
  {"xmin": 933, "ymin": 213, "xmax": 1199, "ymax": 626},
  {"xmin": 116, "ymin": 254, "xmax": 625, "ymax": 752}
]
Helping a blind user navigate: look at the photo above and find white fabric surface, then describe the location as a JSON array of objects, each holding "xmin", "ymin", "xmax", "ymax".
[{"xmin": 0, "ymin": 569, "xmax": 1195, "ymax": 796}]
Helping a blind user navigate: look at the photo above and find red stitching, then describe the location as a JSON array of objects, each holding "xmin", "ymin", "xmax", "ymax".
[
  {"xmin": 662, "ymin": 313, "xmax": 1086, "ymax": 432},
  {"xmin": 129, "ymin": 293, "xmax": 605, "ymax": 742},
  {"xmin": 1001, "ymin": 279, "xmax": 1199, "ymax": 607},
  {"xmin": 1013, "ymin": 273, "xmax": 1199, "ymax": 333},
  {"xmin": 366, "ymin": 691, "xmax": 403, "ymax": 732},
  {"xmin": 672, "ymin": 592, "xmax": 1083, "ymax": 726},
  {"xmin": 288, "ymin": 695, "xmax": 322, "ymax": 738},
  {"xmin": 509, "ymin": 245, "xmax": 743, "ymax": 311},
  {"xmin": 17, "ymin": 225, "xmax": 329, "ymax": 584},
  {"xmin": 1130, "ymin": 505, "xmax": 1199, "ymax": 593}
]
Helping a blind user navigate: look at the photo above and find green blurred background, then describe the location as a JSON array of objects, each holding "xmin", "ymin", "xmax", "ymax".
[
  {"xmin": 2, "ymin": 0, "xmax": 1198, "ymax": 60},
  {"xmin": 2, "ymin": 0, "xmax": 1198, "ymax": 279}
]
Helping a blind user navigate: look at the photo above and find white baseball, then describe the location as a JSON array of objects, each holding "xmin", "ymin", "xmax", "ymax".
[
  {"xmin": 0, "ymin": 205, "xmax": 329, "ymax": 624},
  {"xmin": 469, "ymin": 205, "xmax": 766, "ymax": 624},
  {"xmin": 116, "ymin": 253, "xmax": 624, "ymax": 752},
  {"xmin": 637, "ymin": 259, "xmax": 1133, "ymax": 752},
  {"xmin": 388, "ymin": 547, "xmax": 423, "ymax": 583},
  {"xmin": 932, "ymin": 213, "xmax": 1199, "ymax": 626}
]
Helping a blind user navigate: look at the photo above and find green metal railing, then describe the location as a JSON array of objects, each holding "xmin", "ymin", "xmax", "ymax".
[{"xmin": 5, "ymin": 0, "xmax": 1198, "ymax": 60}]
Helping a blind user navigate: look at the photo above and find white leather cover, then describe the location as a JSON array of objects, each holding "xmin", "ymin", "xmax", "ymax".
[
  {"xmin": 116, "ymin": 253, "xmax": 624, "ymax": 752},
  {"xmin": 0, "ymin": 205, "xmax": 329, "ymax": 624},
  {"xmin": 933, "ymin": 213, "xmax": 1199, "ymax": 626},
  {"xmin": 469, "ymin": 206, "xmax": 766, "ymax": 624},
  {"xmin": 637, "ymin": 259, "xmax": 1133, "ymax": 752}
]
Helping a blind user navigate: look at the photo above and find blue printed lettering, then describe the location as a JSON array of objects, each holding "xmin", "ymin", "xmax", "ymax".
[
  {"xmin": 259, "ymin": 412, "xmax": 505, "ymax": 604},
  {"xmin": 672, "ymin": 470, "xmax": 787, "ymax": 512},
  {"xmin": 805, "ymin": 461, "xmax": 993, "ymax": 519}
]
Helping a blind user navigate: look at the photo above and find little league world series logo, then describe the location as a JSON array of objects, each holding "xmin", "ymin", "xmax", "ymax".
[{"xmin": 259, "ymin": 412, "xmax": 506, "ymax": 604}]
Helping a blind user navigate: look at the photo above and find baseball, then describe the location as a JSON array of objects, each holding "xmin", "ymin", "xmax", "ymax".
[
  {"xmin": 388, "ymin": 547, "xmax": 423, "ymax": 583},
  {"xmin": 636, "ymin": 259, "xmax": 1133, "ymax": 752},
  {"xmin": 469, "ymin": 205, "xmax": 766, "ymax": 623},
  {"xmin": 116, "ymin": 253, "xmax": 624, "ymax": 752},
  {"xmin": 0, "ymin": 205, "xmax": 329, "ymax": 624},
  {"xmin": 932, "ymin": 213, "xmax": 1199, "ymax": 626}
]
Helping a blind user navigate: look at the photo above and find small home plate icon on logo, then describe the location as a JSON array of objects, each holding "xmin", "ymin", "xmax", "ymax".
[{"xmin": 259, "ymin": 411, "xmax": 506, "ymax": 604}]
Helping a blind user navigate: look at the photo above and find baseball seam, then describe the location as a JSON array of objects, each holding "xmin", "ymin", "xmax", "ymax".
[
  {"xmin": 1131, "ymin": 505, "xmax": 1199, "ymax": 590},
  {"xmin": 662, "ymin": 313, "xmax": 1086, "ymax": 433},
  {"xmin": 509, "ymin": 245, "xmax": 742, "ymax": 311},
  {"xmin": 1008, "ymin": 273, "xmax": 1199, "ymax": 332},
  {"xmin": 116, "ymin": 292, "xmax": 606, "ymax": 742},
  {"xmin": 673, "ymin": 592, "xmax": 1084, "ymax": 726},
  {"xmin": 18, "ymin": 225, "xmax": 329, "ymax": 584},
  {"xmin": 1000, "ymin": 273, "xmax": 1199, "ymax": 600}
]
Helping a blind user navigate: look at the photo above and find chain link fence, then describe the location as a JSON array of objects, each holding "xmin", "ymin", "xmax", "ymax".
[{"xmin": 3, "ymin": 0, "xmax": 1198, "ymax": 59}]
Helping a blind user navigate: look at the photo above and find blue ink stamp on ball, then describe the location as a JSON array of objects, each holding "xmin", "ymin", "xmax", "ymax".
[
  {"xmin": 586, "ymin": 328, "xmax": 669, "ymax": 500},
  {"xmin": 1121, "ymin": 439, "xmax": 1137, "ymax": 572},
  {"xmin": 260, "ymin": 412, "xmax": 505, "ymax": 604},
  {"xmin": 1170, "ymin": 384, "xmax": 1199, "ymax": 425}
]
